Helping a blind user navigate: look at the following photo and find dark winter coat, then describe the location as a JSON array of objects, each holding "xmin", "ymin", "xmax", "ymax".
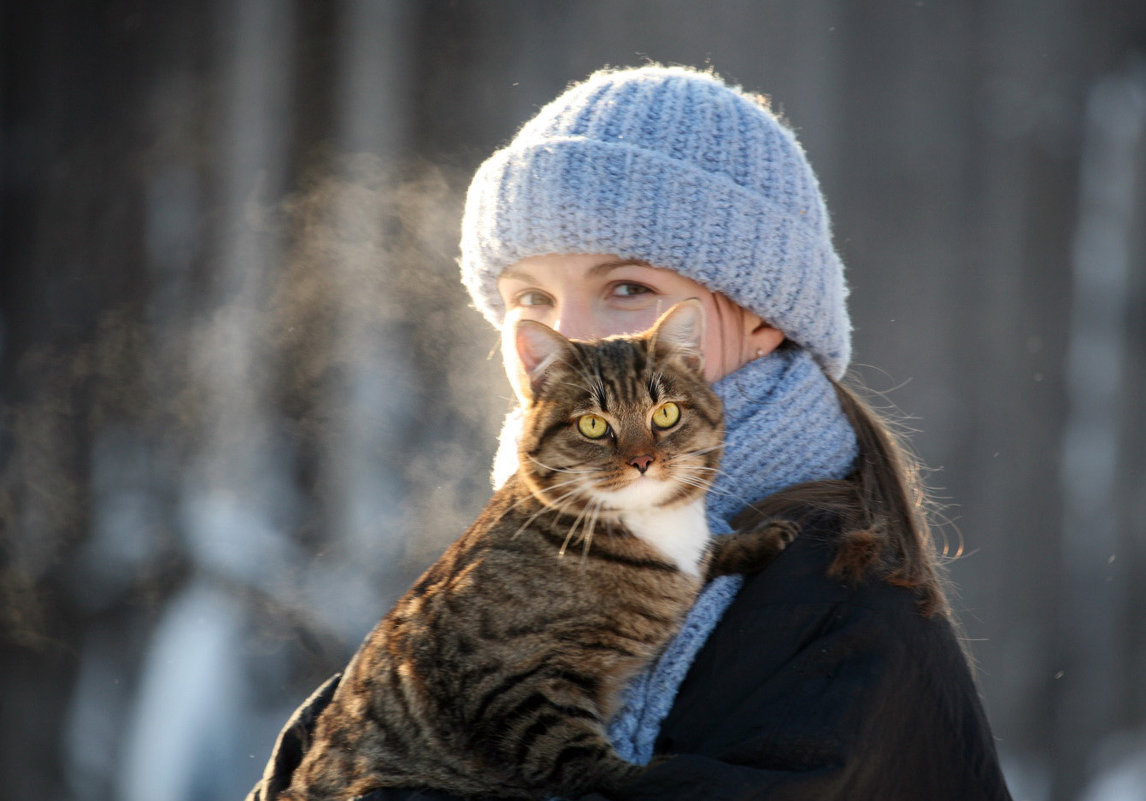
[{"xmin": 246, "ymin": 514, "xmax": 1014, "ymax": 800}]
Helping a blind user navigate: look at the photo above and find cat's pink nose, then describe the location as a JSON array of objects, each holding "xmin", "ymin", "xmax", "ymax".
[{"xmin": 629, "ymin": 454, "xmax": 654, "ymax": 474}]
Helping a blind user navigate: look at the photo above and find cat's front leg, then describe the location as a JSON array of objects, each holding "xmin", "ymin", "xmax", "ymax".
[
  {"xmin": 528, "ymin": 737, "xmax": 645, "ymax": 799},
  {"xmin": 705, "ymin": 519, "xmax": 799, "ymax": 581}
]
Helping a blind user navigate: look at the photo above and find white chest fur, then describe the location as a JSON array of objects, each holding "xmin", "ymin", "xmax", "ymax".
[{"xmin": 620, "ymin": 499, "xmax": 710, "ymax": 577}]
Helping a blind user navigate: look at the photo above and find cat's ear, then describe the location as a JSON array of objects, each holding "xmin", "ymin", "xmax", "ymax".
[
  {"xmin": 650, "ymin": 299, "xmax": 706, "ymax": 375},
  {"xmin": 514, "ymin": 320, "xmax": 574, "ymax": 403}
]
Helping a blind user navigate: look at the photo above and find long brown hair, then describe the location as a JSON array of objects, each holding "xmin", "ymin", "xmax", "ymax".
[{"xmin": 740, "ymin": 377, "xmax": 953, "ymax": 619}]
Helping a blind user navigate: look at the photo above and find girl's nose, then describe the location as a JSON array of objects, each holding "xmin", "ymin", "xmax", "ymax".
[{"xmin": 552, "ymin": 303, "xmax": 596, "ymax": 341}]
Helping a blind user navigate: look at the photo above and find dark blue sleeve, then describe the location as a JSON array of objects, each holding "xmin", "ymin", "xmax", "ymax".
[
  {"xmin": 247, "ymin": 525, "xmax": 1012, "ymax": 801},
  {"xmin": 245, "ymin": 674, "xmax": 342, "ymax": 801},
  {"xmin": 579, "ymin": 526, "xmax": 1014, "ymax": 801}
]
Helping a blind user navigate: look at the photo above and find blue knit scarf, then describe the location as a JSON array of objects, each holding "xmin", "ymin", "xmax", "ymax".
[
  {"xmin": 491, "ymin": 347, "xmax": 858, "ymax": 768},
  {"xmin": 604, "ymin": 347, "xmax": 858, "ymax": 764}
]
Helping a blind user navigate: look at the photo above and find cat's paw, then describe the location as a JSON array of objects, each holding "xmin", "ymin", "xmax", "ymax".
[
  {"xmin": 557, "ymin": 755, "xmax": 645, "ymax": 797},
  {"xmin": 764, "ymin": 519, "xmax": 799, "ymax": 549},
  {"xmin": 706, "ymin": 518, "xmax": 801, "ymax": 579}
]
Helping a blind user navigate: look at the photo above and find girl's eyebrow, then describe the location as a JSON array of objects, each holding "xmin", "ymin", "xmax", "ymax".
[
  {"xmin": 498, "ymin": 266, "xmax": 534, "ymax": 282},
  {"xmin": 588, "ymin": 258, "xmax": 652, "ymax": 276},
  {"xmin": 499, "ymin": 258, "xmax": 652, "ymax": 284}
]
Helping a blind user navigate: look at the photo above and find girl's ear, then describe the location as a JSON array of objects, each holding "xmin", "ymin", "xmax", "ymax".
[
  {"xmin": 514, "ymin": 320, "xmax": 573, "ymax": 403},
  {"xmin": 746, "ymin": 318, "xmax": 785, "ymax": 360},
  {"xmin": 650, "ymin": 298, "xmax": 706, "ymax": 375}
]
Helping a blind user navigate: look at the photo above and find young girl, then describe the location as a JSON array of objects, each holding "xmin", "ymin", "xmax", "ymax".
[{"xmin": 249, "ymin": 65, "xmax": 1013, "ymax": 800}]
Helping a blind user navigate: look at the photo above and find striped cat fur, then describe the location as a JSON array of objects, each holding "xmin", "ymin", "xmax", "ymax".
[{"xmin": 281, "ymin": 301, "xmax": 796, "ymax": 800}]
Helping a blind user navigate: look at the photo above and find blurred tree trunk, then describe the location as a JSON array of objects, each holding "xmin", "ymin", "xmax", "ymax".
[{"xmin": 3, "ymin": 1, "xmax": 1146, "ymax": 799}]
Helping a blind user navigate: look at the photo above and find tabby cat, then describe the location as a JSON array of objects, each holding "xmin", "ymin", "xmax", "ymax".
[{"xmin": 281, "ymin": 300, "xmax": 797, "ymax": 801}]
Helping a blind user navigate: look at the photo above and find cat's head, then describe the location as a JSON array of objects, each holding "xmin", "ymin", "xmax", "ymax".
[{"xmin": 513, "ymin": 300, "xmax": 723, "ymax": 515}]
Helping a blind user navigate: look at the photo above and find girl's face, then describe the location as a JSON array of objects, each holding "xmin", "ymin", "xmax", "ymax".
[{"xmin": 497, "ymin": 253, "xmax": 783, "ymax": 400}]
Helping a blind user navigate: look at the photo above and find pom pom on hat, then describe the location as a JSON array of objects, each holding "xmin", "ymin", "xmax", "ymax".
[{"xmin": 460, "ymin": 65, "xmax": 851, "ymax": 379}]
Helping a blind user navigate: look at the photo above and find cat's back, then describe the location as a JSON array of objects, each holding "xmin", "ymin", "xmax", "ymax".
[
  {"xmin": 389, "ymin": 474, "xmax": 706, "ymax": 668},
  {"xmin": 288, "ymin": 477, "xmax": 706, "ymax": 801}
]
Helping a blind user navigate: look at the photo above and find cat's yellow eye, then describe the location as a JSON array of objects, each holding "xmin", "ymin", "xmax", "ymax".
[
  {"xmin": 652, "ymin": 402, "xmax": 681, "ymax": 429},
  {"xmin": 577, "ymin": 414, "xmax": 609, "ymax": 439}
]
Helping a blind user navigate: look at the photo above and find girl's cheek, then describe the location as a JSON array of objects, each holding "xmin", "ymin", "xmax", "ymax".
[{"xmin": 499, "ymin": 327, "xmax": 530, "ymax": 403}]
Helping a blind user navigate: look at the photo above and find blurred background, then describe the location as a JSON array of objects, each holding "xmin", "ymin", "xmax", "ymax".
[{"xmin": 2, "ymin": 2, "xmax": 1145, "ymax": 800}]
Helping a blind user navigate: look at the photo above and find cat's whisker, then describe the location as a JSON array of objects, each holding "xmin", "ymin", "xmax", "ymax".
[
  {"xmin": 507, "ymin": 478, "xmax": 582, "ymax": 519},
  {"xmin": 575, "ymin": 378, "xmax": 602, "ymax": 400},
  {"xmin": 511, "ymin": 505, "xmax": 555, "ymax": 540},
  {"xmin": 527, "ymin": 455, "xmax": 595, "ymax": 475},
  {"xmin": 661, "ymin": 458, "xmax": 719, "ymax": 472},
  {"xmin": 661, "ymin": 444, "xmax": 723, "ymax": 462},
  {"xmin": 511, "ymin": 483, "xmax": 590, "ymax": 539},
  {"xmin": 559, "ymin": 498, "xmax": 596, "ymax": 556},
  {"xmin": 587, "ymin": 498, "xmax": 603, "ymax": 542},
  {"xmin": 558, "ymin": 528, "xmax": 576, "ymax": 557},
  {"xmin": 663, "ymin": 457, "xmax": 736, "ymax": 484},
  {"xmin": 561, "ymin": 516, "xmax": 587, "ymax": 556},
  {"xmin": 534, "ymin": 493, "xmax": 583, "ymax": 527},
  {"xmin": 572, "ymin": 358, "xmax": 609, "ymax": 410},
  {"xmin": 699, "ymin": 466, "xmax": 752, "ymax": 492},
  {"xmin": 557, "ymin": 377, "xmax": 604, "ymax": 405},
  {"xmin": 577, "ymin": 498, "xmax": 605, "ymax": 569},
  {"xmin": 666, "ymin": 475, "xmax": 706, "ymax": 487},
  {"xmin": 535, "ymin": 476, "xmax": 592, "ymax": 500},
  {"xmin": 679, "ymin": 470, "xmax": 768, "ymax": 510},
  {"xmin": 688, "ymin": 443, "xmax": 725, "ymax": 457},
  {"xmin": 577, "ymin": 497, "xmax": 605, "ymax": 547},
  {"xmin": 662, "ymin": 459, "xmax": 721, "ymax": 473},
  {"xmin": 672, "ymin": 468, "xmax": 729, "ymax": 489},
  {"xmin": 667, "ymin": 468, "xmax": 714, "ymax": 484},
  {"xmin": 673, "ymin": 476, "xmax": 724, "ymax": 495},
  {"xmin": 659, "ymin": 460, "xmax": 717, "ymax": 480}
]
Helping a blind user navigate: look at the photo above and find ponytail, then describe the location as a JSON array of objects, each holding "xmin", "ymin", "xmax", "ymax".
[{"xmin": 742, "ymin": 378, "xmax": 952, "ymax": 618}]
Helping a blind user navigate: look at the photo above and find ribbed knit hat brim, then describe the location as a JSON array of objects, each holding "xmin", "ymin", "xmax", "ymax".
[{"xmin": 460, "ymin": 66, "xmax": 851, "ymax": 379}]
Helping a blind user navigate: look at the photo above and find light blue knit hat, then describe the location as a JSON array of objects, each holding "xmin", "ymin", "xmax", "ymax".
[{"xmin": 460, "ymin": 64, "xmax": 851, "ymax": 379}]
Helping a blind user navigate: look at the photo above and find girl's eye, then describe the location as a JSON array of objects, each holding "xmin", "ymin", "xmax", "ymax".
[
  {"xmin": 515, "ymin": 290, "xmax": 553, "ymax": 307},
  {"xmin": 577, "ymin": 414, "xmax": 610, "ymax": 439},
  {"xmin": 652, "ymin": 402, "xmax": 681, "ymax": 429},
  {"xmin": 612, "ymin": 282, "xmax": 653, "ymax": 298}
]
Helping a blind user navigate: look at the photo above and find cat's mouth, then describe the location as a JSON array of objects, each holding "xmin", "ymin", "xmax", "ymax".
[{"xmin": 591, "ymin": 466, "xmax": 698, "ymax": 511}]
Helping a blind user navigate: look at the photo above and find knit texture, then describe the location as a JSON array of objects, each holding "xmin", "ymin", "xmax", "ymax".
[
  {"xmin": 460, "ymin": 65, "xmax": 851, "ymax": 379},
  {"xmin": 605, "ymin": 346, "xmax": 859, "ymax": 764}
]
